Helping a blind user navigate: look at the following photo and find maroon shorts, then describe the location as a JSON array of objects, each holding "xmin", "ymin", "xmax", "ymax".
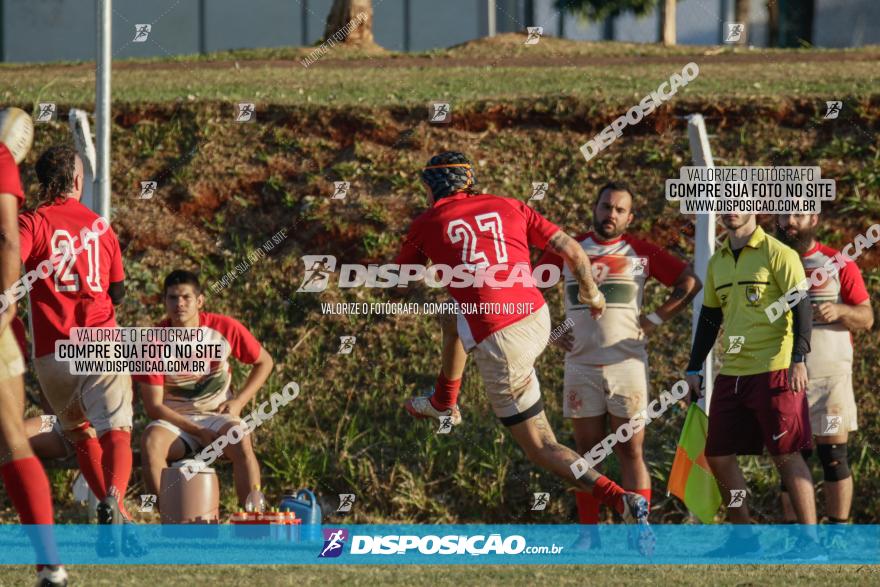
[{"xmin": 705, "ymin": 368, "xmax": 812, "ymax": 457}]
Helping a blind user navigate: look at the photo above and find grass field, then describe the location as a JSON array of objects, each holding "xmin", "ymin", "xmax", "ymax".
[
  {"xmin": 1, "ymin": 35, "xmax": 878, "ymax": 105},
  {"xmin": 2, "ymin": 564, "xmax": 880, "ymax": 586},
  {"xmin": 0, "ymin": 37, "xmax": 878, "ymax": 587}
]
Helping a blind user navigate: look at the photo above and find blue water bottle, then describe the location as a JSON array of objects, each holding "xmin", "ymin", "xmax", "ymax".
[{"xmin": 280, "ymin": 489, "xmax": 322, "ymax": 541}]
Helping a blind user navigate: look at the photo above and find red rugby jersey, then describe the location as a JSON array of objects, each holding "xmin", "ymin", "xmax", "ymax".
[
  {"xmin": 19, "ymin": 198, "xmax": 124, "ymax": 358},
  {"xmin": 0, "ymin": 144, "xmax": 24, "ymax": 206},
  {"xmin": 396, "ymin": 192, "xmax": 560, "ymax": 345}
]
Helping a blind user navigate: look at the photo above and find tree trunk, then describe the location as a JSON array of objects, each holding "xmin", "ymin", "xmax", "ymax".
[
  {"xmin": 766, "ymin": 0, "xmax": 779, "ymax": 47},
  {"xmin": 779, "ymin": 0, "xmax": 814, "ymax": 47},
  {"xmin": 323, "ymin": 0, "xmax": 376, "ymax": 47},
  {"xmin": 602, "ymin": 16, "xmax": 615, "ymax": 41},
  {"xmin": 659, "ymin": 0, "xmax": 676, "ymax": 46},
  {"xmin": 733, "ymin": 0, "xmax": 749, "ymax": 44},
  {"xmin": 523, "ymin": 0, "xmax": 535, "ymax": 26}
]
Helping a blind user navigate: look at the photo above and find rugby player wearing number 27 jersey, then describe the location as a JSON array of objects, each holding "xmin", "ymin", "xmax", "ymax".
[
  {"xmin": 396, "ymin": 152, "xmax": 651, "ymax": 532},
  {"xmin": 20, "ymin": 146, "xmax": 135, "ymax": 537}
]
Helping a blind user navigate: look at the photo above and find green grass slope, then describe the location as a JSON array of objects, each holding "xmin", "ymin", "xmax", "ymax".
[{"xmin": 0, "ymin": 40, "xmax": 877, "ymax": 525}]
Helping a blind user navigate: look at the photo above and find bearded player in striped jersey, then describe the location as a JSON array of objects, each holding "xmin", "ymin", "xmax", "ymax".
[
  {"xmin": 537, "ymin": 182, "xmax": 701, "ymax": 542},
  {"xmin": 398, "ymin": 152, "xmax": 652, "ymax": 546},
  {"xmin": 776, "ymin": 213, "xmax": 873, "ymax": 537}
]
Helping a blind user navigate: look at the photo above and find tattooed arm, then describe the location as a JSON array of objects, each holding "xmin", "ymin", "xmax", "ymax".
[
  {"xmin": 546, "ymin": 230, "xmax": 605, "ymax": 318},
  {"xmin": 640, "ymin": 267, "xmax": 702, "ymax": 333}
]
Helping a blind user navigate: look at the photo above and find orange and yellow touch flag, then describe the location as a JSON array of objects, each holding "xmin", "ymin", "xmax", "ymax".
[{"xmin": 667, "ymin": 403, "xmax": 722, "ymax": 523}]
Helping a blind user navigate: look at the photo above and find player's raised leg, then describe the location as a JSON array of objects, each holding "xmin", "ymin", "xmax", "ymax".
[
  {"xmin": 508, "ymin": 410, "xmax": 646, "ymax": 520},
  {"xmin": 24, "ymin": 416, "xmax": 76, "ymax": 462},
  {"xmin": 394, "ymin": 153, "xmax": 648, "ymax": 548},
  {"xmin": 472, "ymin": 304, "xmax": 648, "ymax": 529},
  {"xmin": 406, "ymin": 311, "xmax": 465, "ymax": 423}
]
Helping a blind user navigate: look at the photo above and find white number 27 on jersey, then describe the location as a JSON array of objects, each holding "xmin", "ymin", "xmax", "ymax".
[
  {"xmin": 446, "ymin": 213, "xmax": 508, "ymax": 270},
  {"xmin": 50, "ymin": 230, "xmax": 102, "ymax": 292}
]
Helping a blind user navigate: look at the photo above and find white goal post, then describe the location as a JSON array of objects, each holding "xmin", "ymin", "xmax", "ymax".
[
  {"xmin": 686, "ymin": 114, "xmax": 716, "ymax": 411},
  {"xmin": 95, "ymin": 0, "xmax": 112, "ymax": 218},
  {"xmin": 68, "ymin": 109, "xmax": 96, "ymax": 211}
]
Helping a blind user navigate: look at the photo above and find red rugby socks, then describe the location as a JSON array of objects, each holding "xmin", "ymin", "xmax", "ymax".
[
  {"xmin": 632, "ymin": 488, "xmax": 652, "ymax": 510},
  {"xmin": 575, "ymin": 491, "xmax": 601, "ymax": 524},
  {"xmin": 429, "ymin": 372, "xmax": 461, "ymax": 411},
  {"xmin": 0, "ymin": 456, "xmax": 54, "ymax": 524},
  {"xmin": 74, "ymin": 436, "xmax": 107, "ymax": 499},
  {"xmin": 591, "ymin": 475, "xmax": 627, "ymax": 514},
  {"xmin": 99, "ymin": 430, "xmax": 132, "ymax": 517},
  {"xmin": 1, "ymin": 457, "xmax": 62, "ymax": 567}
]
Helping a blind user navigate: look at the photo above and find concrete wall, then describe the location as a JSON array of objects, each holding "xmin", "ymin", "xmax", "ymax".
[
  {"xmin": 813, "ymin": 0, "xmax": 880, "ymax": 47},
  {"xmin": 1, "ymin": 0, "xmax": 877, "ymax": 63}
]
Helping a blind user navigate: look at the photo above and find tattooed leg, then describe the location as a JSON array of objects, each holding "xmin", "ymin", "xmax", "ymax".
[{"xmin": 507, "ymin": 410, "xmax": 602, "ymax": 492}]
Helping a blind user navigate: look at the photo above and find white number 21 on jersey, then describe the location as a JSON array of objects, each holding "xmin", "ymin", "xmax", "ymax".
[
  {"xmin": 447, "ymin": 213, "xmax": 508, "ymax": 270},
  {"xmin": 50, "ymin": 230, "xmax": 102, "ymax": 292}
]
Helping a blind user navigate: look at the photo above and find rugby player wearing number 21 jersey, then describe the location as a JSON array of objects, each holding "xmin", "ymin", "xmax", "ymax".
[
  {"xmin": 20, "ymin": 146, "xmax": 135, "ymax": 544},
  {"xmin": 397, "ymin": 152, "xmax": 651, "ymax": 536}
]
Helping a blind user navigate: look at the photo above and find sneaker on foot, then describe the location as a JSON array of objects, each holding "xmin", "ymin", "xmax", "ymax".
[
  {"xmin": 620, "ymin": 493, "xmax": 654, "ymax": 556},
  {"xmin": 405, "ymin": 395, "xmax": 462, "ymax": 425},
  {"xmin": 97, "ymin": 496, "xmax": 123, "ymax": 525},
  {"xmin": 35, "ymin": 565, "xmax": 67, "ymax": 587},
  {"xmin": 620, "ymin": 493, "xmax": 649, "ymax": 524},
  {"xmin": 96, "ymin": 496, "xmax": 122, "ymax": 558}
]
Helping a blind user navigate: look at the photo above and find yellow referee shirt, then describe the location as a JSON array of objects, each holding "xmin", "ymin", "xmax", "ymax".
[{"xmin": 704, "ymin": 225, "xmax": 807, "ymax": 376}]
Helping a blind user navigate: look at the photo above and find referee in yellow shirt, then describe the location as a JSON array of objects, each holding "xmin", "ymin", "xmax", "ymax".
[{"xmin": 686, "ymin": 213, "xmax": 821, "ymax": 555}]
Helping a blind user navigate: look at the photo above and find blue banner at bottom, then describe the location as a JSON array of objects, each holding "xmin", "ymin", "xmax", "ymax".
[{"xmin": 1, "ymin": 524, "xmax": 877, "ymax": 565}]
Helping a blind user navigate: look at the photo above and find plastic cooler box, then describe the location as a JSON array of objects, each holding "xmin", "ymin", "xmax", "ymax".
[
  {"xmin": 230, "ymin": 510, "xmax": 302, "ymax": 541},
  {"xmin": 280, "ymin": 489, "xmax": 322, "ymax": 541}
]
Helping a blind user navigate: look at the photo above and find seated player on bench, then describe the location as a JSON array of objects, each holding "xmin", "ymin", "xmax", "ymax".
[{"xmin": 135, "ymin": 270, "xmax": 273, "ymax": 510}]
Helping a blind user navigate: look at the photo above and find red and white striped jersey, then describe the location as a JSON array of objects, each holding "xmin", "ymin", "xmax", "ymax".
[
  {"xmin": 801, "ymin": 242, "xmax": 869, "ymax": 378},
  {"xmin": 538, "ymin": 231, "xmax": 686, "ymax": 365},
  {"xmin": 133, "ymin": 312, "xmax": 262, "ymax": 414}
]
